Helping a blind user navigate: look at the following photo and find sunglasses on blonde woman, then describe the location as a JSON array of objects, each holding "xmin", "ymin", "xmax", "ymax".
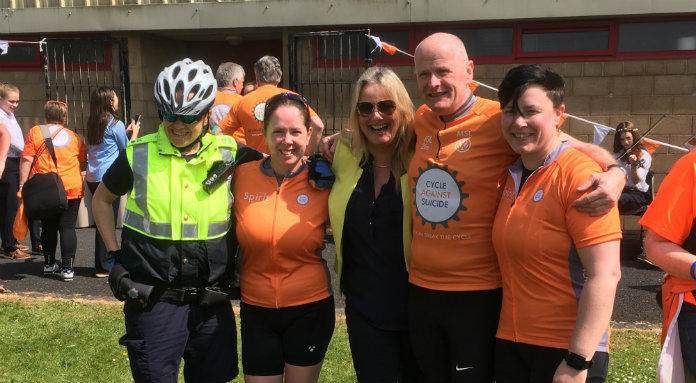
[
  {"xmin": 356, "ymin": 100, "xmax": 397, "ymax": 116},
  {"xmin": 47, "ymin": 100, "xmax": 67, "ymax": 107}
]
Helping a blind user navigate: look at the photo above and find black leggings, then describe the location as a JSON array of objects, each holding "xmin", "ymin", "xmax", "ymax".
[
  {"xmin": 87, "ymin": 182, "xmax": 119, "ymax": 272},
  {"xmin": 42, "ymin": 198, "xmax": 81, "ymax": 266},
  {"xmin": 345, "ymin": 301, "xmax": 423, "ymax": 383},
  {"xmin": 408, "ymin": 284, "xmax": 501, "ymax": 383},
  {"xmin": 0, "ymin": 157, "xmax": 20, "ymax": 251}
]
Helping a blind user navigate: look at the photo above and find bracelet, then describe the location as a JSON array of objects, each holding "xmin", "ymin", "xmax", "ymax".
[{"xmin": 690, "ymin": 261, "xmax": 696, "ymax": 280}]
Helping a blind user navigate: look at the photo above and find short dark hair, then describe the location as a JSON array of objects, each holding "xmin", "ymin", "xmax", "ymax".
[{"xmin": 498, "ymin": 64, "xmax": 565, "ymax": 112}]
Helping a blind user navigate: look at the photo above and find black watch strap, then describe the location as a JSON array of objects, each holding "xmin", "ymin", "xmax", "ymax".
[
  {"xmin": 564, "ymin": 351, "xmax": 593, "ymax": 370},
  {"xmin": 106, "ymin": 249, "xmax": 122, "ymax": 260}
]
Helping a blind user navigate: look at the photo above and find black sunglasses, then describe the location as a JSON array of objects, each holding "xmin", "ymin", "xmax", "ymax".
[
  {"xmin": 266, "ymin": 92, "xmax": 310, "ymax": 108},
  {"xmin": 356, "ymin": 100, "xmax": 397, "ymax": 116},
  {"xmin": 162, "ymin": 111, "xmax": 204, "ymax": 125}
]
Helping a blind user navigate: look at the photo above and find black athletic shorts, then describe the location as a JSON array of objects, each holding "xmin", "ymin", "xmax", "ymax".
[
  {"xmin": 240, "ymin": 296, "xmax": 335, "ymax": 376},
  {"xmin": 408, "ymin": 284, "xmax": 502, "ymax": 383}
]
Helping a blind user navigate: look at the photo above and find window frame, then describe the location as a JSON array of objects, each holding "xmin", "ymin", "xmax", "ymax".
[
  {"xmin": 0, "ymin": 35, "xmax": 113, "ymax": 72},
  {"xmin": 318, "ymin": 15, "xmax": 696, "ymax": 66},
  {"xmin": 514, "ymin": 20, "xmax": 615, "ymax": 60}
]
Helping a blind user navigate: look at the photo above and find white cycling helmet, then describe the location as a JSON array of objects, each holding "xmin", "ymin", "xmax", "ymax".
[{"xmin": 154, "ymin": 58, "xmax": 217, "ymax": 116}]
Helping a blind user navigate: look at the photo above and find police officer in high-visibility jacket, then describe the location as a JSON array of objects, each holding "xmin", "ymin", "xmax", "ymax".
[{"xmin": 92, "ymin": 58, "xmax": 261, "ymax": 383}]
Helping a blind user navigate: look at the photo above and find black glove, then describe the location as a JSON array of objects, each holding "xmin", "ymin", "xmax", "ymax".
[{"xmin": 307, "ymin": 154, "xmax": 335, "ymax": 189}]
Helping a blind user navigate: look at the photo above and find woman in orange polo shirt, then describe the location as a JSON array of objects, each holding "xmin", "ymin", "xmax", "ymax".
[
  {"xmin": 19, "ymin": 101, "xmax": 87, "ymax": 282},
  {"xmin": 232, "ymin": 92, "xmax": 333, "ymax": 383},
  {"xmin": 491, "ymin": 64, "xmax": 622, "ymax": 383}
]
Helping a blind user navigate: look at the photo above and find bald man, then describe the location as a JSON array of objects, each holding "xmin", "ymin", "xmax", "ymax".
[{"xmin": 406, "ymin": 33, "xmax": 624, "ymax": 382}]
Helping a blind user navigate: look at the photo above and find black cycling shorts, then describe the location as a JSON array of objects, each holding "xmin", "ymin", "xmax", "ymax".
[{"xmin": 240, "ymin": 296, "xmax": 335, "ymax": 376}]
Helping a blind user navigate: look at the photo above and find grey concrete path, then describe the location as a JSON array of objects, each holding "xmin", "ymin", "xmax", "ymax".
[{"xmin": 0, "ymin": 228, "xmax": 663, "ymax": 328}]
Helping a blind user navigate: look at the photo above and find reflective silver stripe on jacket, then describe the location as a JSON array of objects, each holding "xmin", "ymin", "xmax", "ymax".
[
  {"xmin": 123, "ymin": 210, "xmax": 172, "ymax": 237},
  {"xmin": 131, "ymin": 144, "xmax": 150, "ymax": 220},
  {"xmin": 124, "ymin": 210, "xmax": 230, "ymax": 239}
]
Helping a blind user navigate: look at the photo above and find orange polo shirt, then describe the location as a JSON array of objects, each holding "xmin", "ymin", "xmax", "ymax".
[
  {"xmin": 217, "ymin": 85, "xmax": 318, "ymax": 154},
  {"xmin": 23, "ymin": 124, "xmax": 86, "ymax": 200},
  {"xmin": 492, "ymin": 144, "xmax": 621, "ymax": 350},
  {"xmin": 408, "ymin": 97, "xmax": 518, "ymax": 291},
  {"xmin": 233, "ymin": 159, "xmax": 331, "ymax": 308}
]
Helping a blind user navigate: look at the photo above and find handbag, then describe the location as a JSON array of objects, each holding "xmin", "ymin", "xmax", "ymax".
[{"xmin": 22, "ymin": 125, "xmax": 69, "ymax": 220}]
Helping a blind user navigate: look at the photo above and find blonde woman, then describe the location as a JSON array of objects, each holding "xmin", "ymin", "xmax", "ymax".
[{"xmin": 328, "ymin": 66, "xmax": 422, "ymax": 382}]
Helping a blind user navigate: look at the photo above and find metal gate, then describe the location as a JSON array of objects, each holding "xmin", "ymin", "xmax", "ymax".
[
  {"xmin": 43, "ymin": 37, "xmax": 130, "ymax": 137},
  {"xmin": 289, "ymin": 30, "xmax": 372, "ymax": 135}
]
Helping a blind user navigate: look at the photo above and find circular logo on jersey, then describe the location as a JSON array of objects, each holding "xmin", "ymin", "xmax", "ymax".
[
  {"xmin": 454, "ymin": 138, "xmax": 471, "ymax": 153},
  {"xmin": 413, "ymin": 164, "xmax": 469, "ymax": 229},
  {"xmin": 533, "ymin": 189, "xmax": 544, "ymax": 202},
  {"xmin": 52, "ymin": 128, "xmax": 70, "ymax": 147},
  {"xmin": 297, "ymin": 194, "xmax": 309, "ymax": 205},
  {"xmin": 253, "ymin": 102, "xmax": 266, "ymax": 123}
]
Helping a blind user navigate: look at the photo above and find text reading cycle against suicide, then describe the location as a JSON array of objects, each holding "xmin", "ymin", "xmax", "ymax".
[{"xmin": 413, "ymin": 163, "xmax": 468, "ymax": 229}]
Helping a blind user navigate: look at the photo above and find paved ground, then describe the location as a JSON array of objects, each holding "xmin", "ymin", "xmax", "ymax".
[{"xmin": 0, "ymin": 228, "xmax": 664, "ymax": 327}]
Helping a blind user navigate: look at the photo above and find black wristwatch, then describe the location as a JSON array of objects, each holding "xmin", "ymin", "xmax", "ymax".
[
  {"xmin": 106, "ymin": 250, "xmax": 121, "ymax": 260},
  {"xmin": 564, "ymin": 351, "xmax": 593, "ymax": 370}
]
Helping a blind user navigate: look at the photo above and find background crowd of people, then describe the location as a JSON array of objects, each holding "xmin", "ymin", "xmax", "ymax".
[{"xmin": 0, "ymin": 31, "xmax": 692, "ymax": 383}]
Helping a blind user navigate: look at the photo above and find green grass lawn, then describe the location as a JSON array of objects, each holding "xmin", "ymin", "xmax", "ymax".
[{"xmin": 0, "ymin": 297, "xmax": 661, "ymax": 383}]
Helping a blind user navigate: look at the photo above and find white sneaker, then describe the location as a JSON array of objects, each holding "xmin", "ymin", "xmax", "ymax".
[
  {"xmin": 60, "ymin": 268, "xmax": 74, "ymax": 281},
  {"xmin": 43, "ymin": 263, "xmax": 60, "ymax": 274}
]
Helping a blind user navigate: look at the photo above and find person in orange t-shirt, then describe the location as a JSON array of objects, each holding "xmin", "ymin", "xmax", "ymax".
[
  {"xmin": 19, "ymin": 100, "xmax": 87, "ymax": 281},
  {"xmin": 492, "ymin": 65, "xmax": 621, "ymax": 383},
  {"xmin": 217, "ymin": 55, "xmax": 324, "ymax": 153},
  {"xmin": 233, "ymin": 93, "xmax": 333, "ymax": 383},
  {"xmin": 209, "ymin": 61, "xmax": 244, "ymax": 137},
  {"xmin": 641, "ymin": 148, "xmax": 696, "ymax": 382}
]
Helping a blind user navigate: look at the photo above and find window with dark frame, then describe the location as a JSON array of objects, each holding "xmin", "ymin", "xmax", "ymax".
[
  {"xmin": 618, "ymin": 21, "xmax": 696, "ymax": 52},
  {"xmin": 317, "ymin": 16, "xmax": 696, "ymax": 66},
  {"xmin": 0, "ymin": 38, "xmax": 111, "ymax": 71},
  {"xmin": 429, "ymin": 28, "xmax": 514, "ymax": 57}
]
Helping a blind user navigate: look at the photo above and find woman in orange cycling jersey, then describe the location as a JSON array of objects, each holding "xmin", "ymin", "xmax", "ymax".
[
  {"xmin": 492, "ymin": 64, "xmax": 622, "ymax": 383},
  {"xmin": 233, "ymin": 92, "xmax": 334, "ymax": 383}
]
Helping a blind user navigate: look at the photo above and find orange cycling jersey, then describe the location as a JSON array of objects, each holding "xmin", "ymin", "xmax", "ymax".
[
  {"xmin": 233, "ymin": 159, "xmax": 331, "ymax": 308},
  {"xmin": 640, "ymin": 148, "xmax": 696, "ymax": 344},
  {"xmin": 209, "ymin": 89, "xmax": 243, "ymax": 141},
  {"xmin": 493, "ymin": 144, "xmax": 621, "ymax": 351},
  {"xmin": 217, "ymin": 85, "xmax": 318, "ymax": 153},
  {"xmin": 23, "ymin": 124, "xmax": 87, "ymax": 199},
  {"xmin": 408, "ymin": 97, "xmax": 518, "ymax": 291}
]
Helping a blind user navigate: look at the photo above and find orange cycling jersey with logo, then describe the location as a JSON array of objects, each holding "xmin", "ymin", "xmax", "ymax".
[
  {"xmin": 209, "ymin": 89, "xmax": 244, "ymax": 142},
  {"xmin": 408, "ymin": 97, "xmax": 518, "ymax": 291},
  {"xmin": 23, "ymin": 124, "xmax": 87, "ymax": 199},
  {"xmin": 217, "ymin": 85, "xmax": 318, "ymax": 153},
  {"xmin": 233, "ymin": 159, "xmax": 331, "ymax": 308},
  {"xmin": 640, "ymin": 148, "xmax": 696, "ymax": 344},
  {"xmin": 492, "ymin": 143, "xmax": 621, "ymax": 351}
]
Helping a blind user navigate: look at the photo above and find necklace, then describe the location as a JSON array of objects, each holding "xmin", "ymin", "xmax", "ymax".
[{"xmin": 373, "ymin": 162, "xmax": 391, "ymax": 168}]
